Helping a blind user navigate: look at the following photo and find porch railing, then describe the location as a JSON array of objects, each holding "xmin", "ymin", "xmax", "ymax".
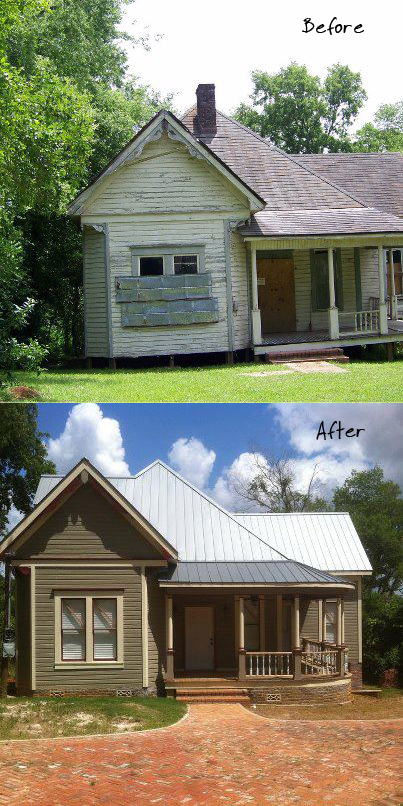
[
  {"xmin": 339, "ymin": 309, "xmax": 380, "ymax": 334},
  {"xmin": 246, "ymin": 652, "xmax": 292, "ymax": 677},
  {"xmin": 302, "ymin": 637, "xmax": 323, "ymax": 653},
  {"xmin": 301, "ymin": 650, "xmax": 338, "ymax": 676}
]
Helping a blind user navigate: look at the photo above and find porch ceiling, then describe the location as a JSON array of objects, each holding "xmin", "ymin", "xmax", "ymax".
[{"xmin": 157, "ymin": 561, "xmax": 354, "ymax": 588}]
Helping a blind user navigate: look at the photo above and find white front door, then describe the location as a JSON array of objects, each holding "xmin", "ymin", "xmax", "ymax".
[{"xmin": 185, "ymin": 606, "xmax": 214, "ymax": 670}]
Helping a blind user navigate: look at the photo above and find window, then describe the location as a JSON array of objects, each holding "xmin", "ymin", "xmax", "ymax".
[
  {"xmin": 139, "ymin": 256, "xmax": 163, "ymax": 276},
  {"xmin": 325, "ymin": 602, "xmax": 337, "ymax": 644},
  {"xmin": 174, "ymin": 255, "xmax": 198, "ymax": 275},
  {"xmin": 312, "ymin": 250, "xmax": 342, "ymax": 310},
  {"xmin": 55, "ymin": 591, "xmax": 123, "ymax": 666},
  {"xmin": 61, "ymin": 599, "xmax": 86, "ymax": 661},
  {"xmin": 93, "ymin": 598, "xmax": 117, "ymax": 660}
]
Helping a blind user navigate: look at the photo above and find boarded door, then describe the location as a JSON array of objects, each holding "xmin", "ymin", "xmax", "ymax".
[
  {"xmin": 185, "ymin": 606, "xmax": 214, "ymax": 670},
  {"xmin": 257, "ymin": 258, "xmax": 296, "ymax": 333}
]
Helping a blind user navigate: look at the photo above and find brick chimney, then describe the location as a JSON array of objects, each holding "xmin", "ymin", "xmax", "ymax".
[{"xmin": 196, "ymin": 84, "xmax": 217, "ymax": 135}]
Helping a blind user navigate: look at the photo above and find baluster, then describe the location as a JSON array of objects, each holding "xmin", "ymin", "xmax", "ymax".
[
  {"xmin": 262, "ymin": 654, "xmax": 265, "ymax": 675},
  {"xmin": 249, "ymin": 655, "xmax": 252, "ymax": 675},
  {"xmin": 274, "ymin": 655, "xmax": 277, "ymax": 675}
]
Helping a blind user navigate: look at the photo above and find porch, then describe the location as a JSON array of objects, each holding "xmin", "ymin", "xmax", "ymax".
[
  {"xmin": 248, "ymin": 241, "xmax": 403, "ymax": 351},
  {"xmin": 164, "ymin": 592, "xmax": 350, "ymax": 692}
]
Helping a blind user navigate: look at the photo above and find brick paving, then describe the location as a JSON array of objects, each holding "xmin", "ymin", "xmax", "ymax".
[{"xmin": 0, "ymin": 704, "xmax": 401, "ymax": 805}]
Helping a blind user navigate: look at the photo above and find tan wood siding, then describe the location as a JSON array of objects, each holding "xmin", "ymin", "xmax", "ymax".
[
  {"xmin": 35, "ymin": 566, "xmax": 142, "ymax": 691},
  {"xmin": 343, "ymin": 577, "xmax": 359, "ymax": 662},
  {"xmin": 300, "ymin": 598, "xmax": 319, "ymax": 640},
  {"xmin": 147, "ymin": 573, "xmax": 166, "ymax": 691},
  {"xmin": 15, "ymin": 485, "xmax": 161, "ymax": 560},
  {"xmin": 15, "ymin": 572, "xmax": 31, "ymax": 693},
  {"xmin": 83, "ymin": 227, "xmax": 109, "ymax": 357}
]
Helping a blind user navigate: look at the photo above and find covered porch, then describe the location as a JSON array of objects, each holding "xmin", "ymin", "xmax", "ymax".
[
  {"xmin": 247, "ymin": 236, "xmax": 403, "ymax": 353},
  {"xmin": 164, "ymin": 590, "xmax": 349, "ymax": 689}
]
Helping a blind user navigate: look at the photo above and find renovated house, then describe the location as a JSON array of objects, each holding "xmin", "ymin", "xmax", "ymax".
[
  {"xmin": 67, "ymin": 84, "xmax": 403, "ymax": 364},
  {"xmin": 1, "ymin": 459, "xmax": 372, "ymax": 704}
]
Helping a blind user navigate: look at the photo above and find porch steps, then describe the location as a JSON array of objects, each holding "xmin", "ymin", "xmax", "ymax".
[
  {"xmin": 265, "ymin": 347, "xmax": 349, "ymax": 364},
  {"xmin": 175, "ymin": 687, "xmax": 250, "ymax": 704}
]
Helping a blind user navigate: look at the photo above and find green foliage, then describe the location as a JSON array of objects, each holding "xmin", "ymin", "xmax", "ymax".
[
  {"xmin": 362, "ymin": 590, "xmax": 402, "ymax": 681},
  {"xmin": 333, "ymin": 467, "xmax": 403, "ymax": 595},
  {"xmin": 353, "ymin": 102, "xmax": 403, "ymax": 152},
  {"xmin": 235, "ymin": 63, "xmax": 367, "ymax": 153},
  {"xmin": 0, "ymin": 403, "xmax": 55, "ymax": 539}
]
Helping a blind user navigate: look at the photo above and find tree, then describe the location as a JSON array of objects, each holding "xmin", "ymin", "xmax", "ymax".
[
  {"xmin": 0, "ymin": 404, "xmax": 55, "ymax": 541},
  {"xmin": 235, "ymin": 63, "xmax": 366, "ymax": 153},
  {"xmin": 229, "ymin": 452, "xmax": 328, "ymax": 512},
  {"xmin": 333, "ymin": 467, "xmax": 403, "ymax": 595},
  {"xmin": 353, "ymin": 102, "xmax": 403, "ymax": 152}
]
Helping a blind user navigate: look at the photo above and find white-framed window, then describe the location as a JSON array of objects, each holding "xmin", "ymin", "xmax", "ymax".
[
  {"xmin": 325, "ymin": 601, "xmax": 337, "ymax": 644},
  {"xmin": 131, "ymin": 245, "xmax": 205, "ymax": 277},
  {"xmin": 54, "ymin": 590, "xmax": 123, "ymax": 668}
]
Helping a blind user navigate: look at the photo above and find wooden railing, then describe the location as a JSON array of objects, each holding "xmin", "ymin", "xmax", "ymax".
[
  {"xmin": 302, "ymin": 637, "xmax": 323, "ymax": 653},
  {"xmin": 301, "ymin": 650, "xmax": 338, "ymax": 676},
  {"xmin": 246, "ymin": 652, "xmax": 292, "ymax": 677},
  {"xmin": 339, "ymin": 310, "xmax": 379, "ymax": 334}
]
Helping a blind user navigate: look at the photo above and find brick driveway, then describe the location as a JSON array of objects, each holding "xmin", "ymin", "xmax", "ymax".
[{"xmin": 0, "ymin": 705, "xmax": 401, "ymax": 805}]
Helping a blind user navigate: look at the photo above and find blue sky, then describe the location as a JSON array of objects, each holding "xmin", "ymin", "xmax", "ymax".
[{"xmin": 35, "ymin": 403, "xmax": 403, "ymax": 515}]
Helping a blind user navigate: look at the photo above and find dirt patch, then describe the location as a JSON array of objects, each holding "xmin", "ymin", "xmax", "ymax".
[
  {"xmin": 9, "ymin": 385, "xmax": 41, "ymax": 400},
  {"xmin": 111, "ymin": 720, "xmax": 139, "ymax": 732},
  {"xmin": 241, "ymin": 360, "xmax": 347, "ymax": 377}
]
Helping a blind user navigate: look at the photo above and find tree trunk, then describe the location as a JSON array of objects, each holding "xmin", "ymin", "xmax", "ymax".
[{"xmin": 0, "ymin": 563, "xmax": 10, "ymax": 697}]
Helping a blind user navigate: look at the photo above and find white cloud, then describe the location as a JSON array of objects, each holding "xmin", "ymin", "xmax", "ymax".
[
  {"xmin": 168, "ymin": 437, "xmax": 216, "ymax": 489},
  {"xmin": 7, "ymin": 505, "xmax": 24, "ymax": 532},
  {"xmin": 212, "ymin": 452, "xmax": 268, "ymax": 511},
  {"xmin": 273, "ymin": 403, "xmax": 403, "ymax": 498},
  {"xmin": 47, "ymin": 403, "xmax": 130, "ymax": 476}
]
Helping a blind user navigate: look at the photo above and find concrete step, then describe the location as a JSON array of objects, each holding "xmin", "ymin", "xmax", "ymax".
[
  {"xmin": 266, "ymin": 347, "xmax": 349, "ymax": 364},
  {"xmin": 177, "ymin": 688, "xmax": 248, "ymax": 696}
]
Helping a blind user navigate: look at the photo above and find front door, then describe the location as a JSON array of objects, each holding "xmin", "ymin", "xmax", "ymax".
[
  {"xmin": 257, "ymin": 258, "xmax": 296, "ymax": 333},
  {"xmin": 185, "ymin": 606, "xmax": 214, "ymax": 670}
]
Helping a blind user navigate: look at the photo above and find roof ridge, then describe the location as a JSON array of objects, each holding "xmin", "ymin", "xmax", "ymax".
[
  {"xmin": 135, "ymin": 459, "xmax": 289, "ymax": 561},
  {"xmin": 211, "ymin": 110, "xmax": 368, "ymax": 209}
]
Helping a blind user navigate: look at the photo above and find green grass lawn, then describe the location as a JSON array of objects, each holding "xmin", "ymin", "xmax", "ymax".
[
  {"xmin": 0, "ymin": 695, "xmax": 186, "ymax": 740},
  {"xmin": 7, "ymin": 359, "xmax": 403, "ymax": 402}
]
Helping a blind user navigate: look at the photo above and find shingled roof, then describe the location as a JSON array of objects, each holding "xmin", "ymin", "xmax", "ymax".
[
  {"xmin": 182, "ymin": 106, "xmax": 403, "ymax": 237},
  {"xmin": 293, "ymin": 153, "xmax": 403, "ymax": 218}
]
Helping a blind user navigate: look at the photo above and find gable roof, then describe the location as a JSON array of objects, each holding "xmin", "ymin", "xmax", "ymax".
[
  {"xmin": 293, "ymin": 153, "xmax": 403, "ymax": 218},
  {"xmin": 0, "ymin": 459, "xmax": 178, "ymax": 560},
  {"xmin": 30, "ymin": 460, "xmax": 370, "ymax": 573},
  {"xmin": 234, "ymin": 512, "xmax": 372, "ymax": 573},
  {"xmin": 67, "ymin": 109, "xmax": 265, "ymax": 216}
]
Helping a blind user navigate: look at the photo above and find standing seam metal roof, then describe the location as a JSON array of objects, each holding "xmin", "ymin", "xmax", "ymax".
[{"xmin": 157, "ymin": 561, "xmax": 352, "ymax": 586}]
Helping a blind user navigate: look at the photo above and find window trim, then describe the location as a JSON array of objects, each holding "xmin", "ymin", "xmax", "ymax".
[
  {"xmin": 92, "ymin": 597, "xmax": 118, "ymax": 662},
  {"xmin": 131, "ymin": 244, "xmax": 205, "ymax": 277},
  {"xmin": 325, "ymin": 599, "xmax": 337, "ymax": 645},
  {"xmin": 61, "ymin": 597, "xmax": 86, "ymax": 662},
  {"xmin": 54, "ymin": 590, "xmax": 123, "ymax": 668}
]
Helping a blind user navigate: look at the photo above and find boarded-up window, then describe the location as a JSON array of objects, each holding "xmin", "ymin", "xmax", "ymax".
[
  {"xmin": 325, "ymin": 602, "xmax": 337, "ymax": 644},
  {"xmin": 62, "ymin": 599, "xmax": 86, "ymax": 660},
  {"xmin": 93, "ymin": 598, "xmax": 117, "ymax": 660},
  {"xmin": 174, "ymin": 255, "xmax": 198, "ymax": 275},
  {"xmin": 140, "ymin": 256, "xmax": 163, "ymax": 276}
]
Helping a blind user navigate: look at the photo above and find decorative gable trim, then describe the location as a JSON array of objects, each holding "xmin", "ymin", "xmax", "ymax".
[
  {"xmin": 67, "ymin": 111, "xmax": 266, "ymax": 216},
  {"xmin": 0, "ymin": 459, "xmax": 178, "ymax": 561}
]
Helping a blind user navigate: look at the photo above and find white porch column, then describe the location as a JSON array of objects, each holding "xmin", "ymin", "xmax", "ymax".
[
  {"xmin": 293, "ymin": 596, "xmax": 300, "ymax": 649},
  {"xmin": 251, "ymin": 246, "xmax": 262, "ymax": 345},
  {"xmin": 322, "ymin": 599, "xmax": 327, "ymax": 643},
  {"xmin": 327, "ymin": 248, "xmax": 339, "ymax": 339},
  {"xmin": 166, "ymin": 595, "xmax": 174, "ymax": 679},
  {"xmin": 378, "ymin": 246, "xmax": 388, "ymax": 334},
  {"xmin": 276, "ymin": 594, "xmax": 283, "ymax": 651},
  {"xmin": 238, "ymin": 596, "xmax": 246, "ymax": 679},
  {"xmin": 336, "ymin": 597, "xmax": 342, "ymax": 646},
  {"xmin": 388, "ymin": 248, "xmax": 398, "ymax": 319},
  {"xmin": 259, "ymin": 595, "xmax": 265, "ymax": 651}
]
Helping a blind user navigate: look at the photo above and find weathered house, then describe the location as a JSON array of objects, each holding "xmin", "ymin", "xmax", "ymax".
[
  {"xmin": 1, "ymin": 458, "xmax": 372, "ymax": 704},
  {"xmin": 68, "ymin": 84, "xmax": 403, "ymax": 363}
]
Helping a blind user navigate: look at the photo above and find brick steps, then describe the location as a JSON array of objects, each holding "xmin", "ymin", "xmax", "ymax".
[
  {"xmin": 176, "ymin": 687, "xmax": 250, "ymax": 704},
  {"xmin": 265, "ymin": 347, "xmax": 349, "ymax": 364}
]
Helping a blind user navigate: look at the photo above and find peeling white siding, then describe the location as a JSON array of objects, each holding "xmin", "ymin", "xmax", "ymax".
[
  {"xmin": 360, "ymin": 247, "xmax": 381, "ymax": 309},
  {"xmin": 230, "ymin": 229, "xmax": 250, "ymax": 349},
  {"xmin": 294, "ymin": 248, "xmax": 358, "ymax": 331},
  {"xmin": 83, "ymin": 227, "xmax": 109, "ymax": 357}
]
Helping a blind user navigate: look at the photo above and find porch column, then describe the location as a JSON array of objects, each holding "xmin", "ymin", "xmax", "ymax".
[
  {"xmin": 251, "ymin": 246, "xmax": 262, "ymax": 345},
  {"xmin": 388, "ymin": 248, "xmax": 398, "ymax": 319},
  {"xmin": 336, "ymin": 597, "xmax": 342, "ymax": 647},
  {"xmin": 292, "ymin": 597, "xmax": 302, "ymax": 680},
  {"xmin": 327, "ymin": 248, "xmax": 339, "ymax": 339},
  {"xmin": 238, "ymin": 596, "xmax": 246, "ymax": 679},
  {"xmin": 276, "ymin": 594, "xmax": 282, "ymax": 651},
  {"xmin": 378, "ymin": 246, "xmax": 388, "ymax": 334},
  {"xmin": 166, "ymin": 596, "xmax": 174, "ymax": 680},
  {"xmin": 259, "ymin": 595, "xmax": 265, "ymax": 651}
]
